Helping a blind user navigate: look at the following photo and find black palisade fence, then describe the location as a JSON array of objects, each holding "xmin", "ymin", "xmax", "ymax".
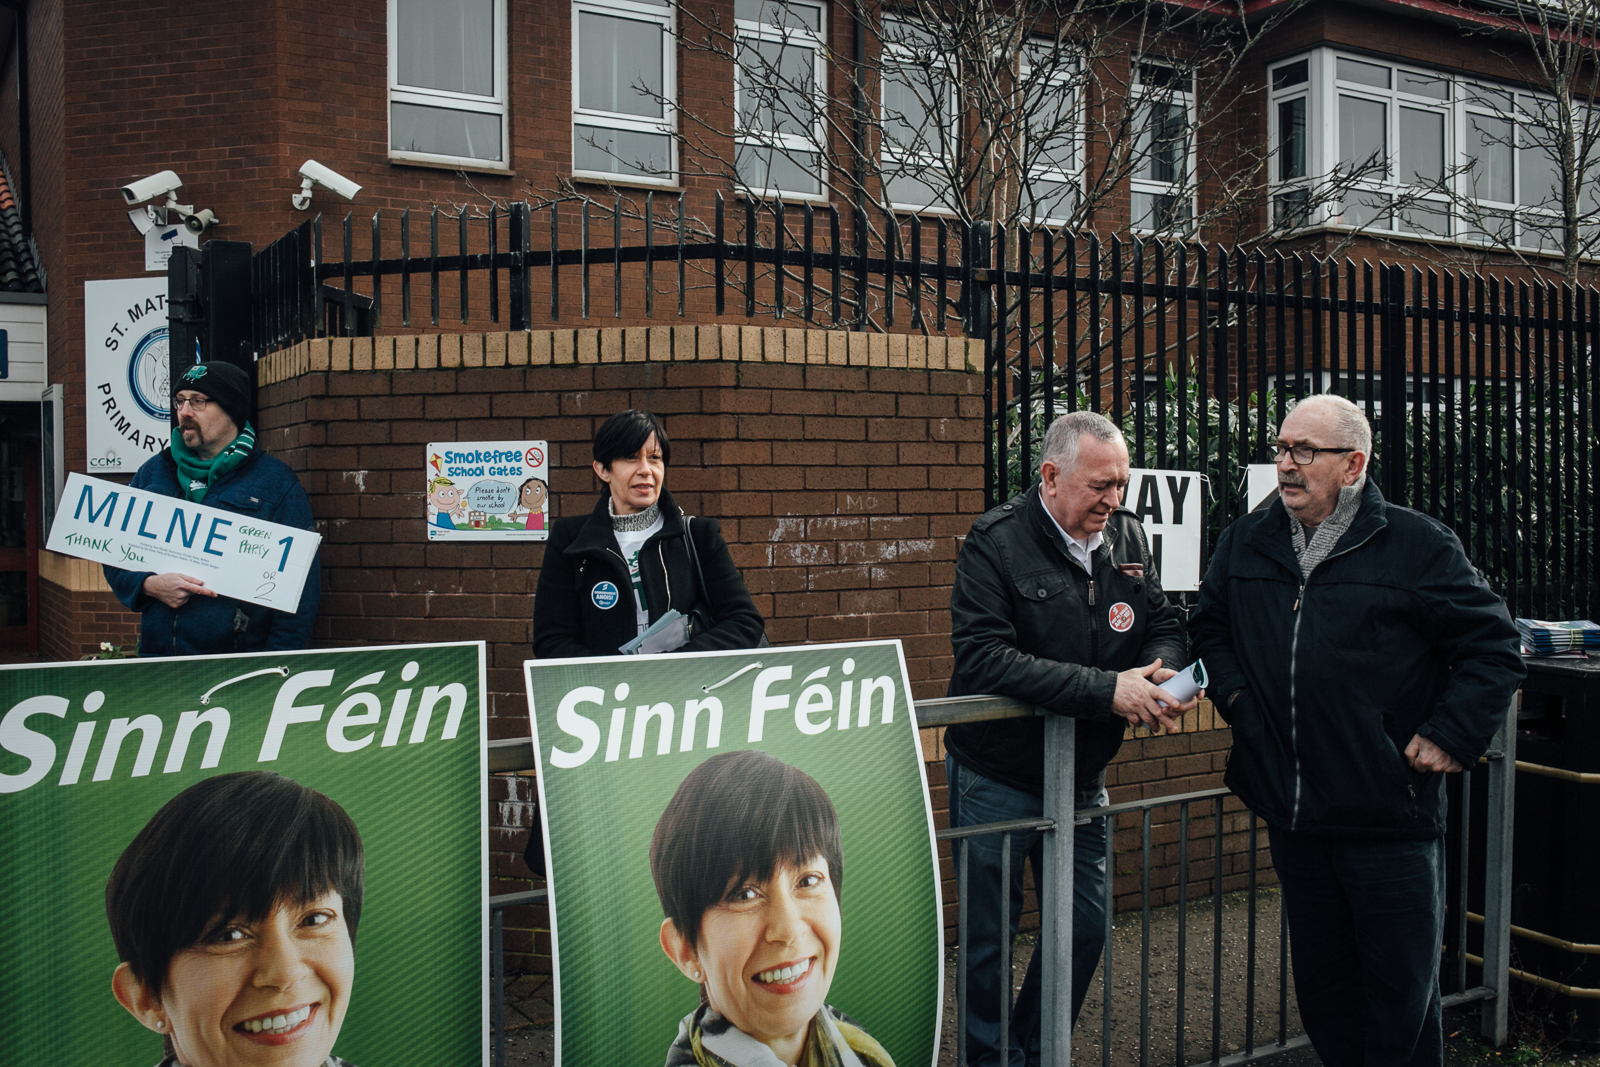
[{"xmin": 249, "ymin": 196, "xmax": 1597, "ymax": 621}]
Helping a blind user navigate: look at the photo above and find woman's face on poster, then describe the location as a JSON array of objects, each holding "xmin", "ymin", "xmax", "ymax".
[
  {"xmin": 689, "ymin": 857, "xmax": 841, "ymax": 1050},
  {"xmin": 155, "ymin": 891, "xmax": 355, "ymax": 1067}
]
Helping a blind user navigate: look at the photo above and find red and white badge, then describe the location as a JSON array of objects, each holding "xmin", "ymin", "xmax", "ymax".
[{"xmin": 1108, "ymin": 602, "xmax": 1135, "ymax": 632}]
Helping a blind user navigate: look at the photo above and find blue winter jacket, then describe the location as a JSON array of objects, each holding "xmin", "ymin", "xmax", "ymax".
[{"xmin": 104, "ymin": 444, "xmax": 321, "ymax": 656}]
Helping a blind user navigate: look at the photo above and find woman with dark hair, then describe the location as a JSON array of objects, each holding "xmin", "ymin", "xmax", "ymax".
[
  {"xmin": 650, "ymin": 751, "xmax": 894, "ymax": 1067},
  {"xmin": 532, "ymin": 409, "xmax": 764, "ymax": 658},
  {"xmin": 106, "ymin": 771, "xmax": 364, "ymax": 1067}
]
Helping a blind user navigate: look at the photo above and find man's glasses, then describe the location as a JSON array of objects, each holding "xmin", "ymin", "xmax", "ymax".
[
  {"xmin": 174, "ymin": 395, "xmax": 213, "ymax": 412},
  {"xmin": 1274, "ymin": 443, "xmax": 1356, "ymax": 465}
]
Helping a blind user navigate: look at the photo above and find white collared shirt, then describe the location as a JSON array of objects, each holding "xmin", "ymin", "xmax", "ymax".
[{"xmin": 1039, "ymin": 489, "xmax": 1103, "ymax": 574}]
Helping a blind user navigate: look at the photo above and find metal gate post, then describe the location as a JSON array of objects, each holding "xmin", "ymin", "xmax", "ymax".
[
  {"xmin": 1379, "ymin": 266, "xmax": 1410, "ymax": 505},
  {"xmin": 972, "ymin": 221, "xmax": 994, "ymax": 510},
  {"xmin": 1040, "ymin": 714, "xmax": 1077, "ymax": 1067},
  {"xmin": 1480, "ymin": 693, "xmax": 1519, "ymax": 1046}
]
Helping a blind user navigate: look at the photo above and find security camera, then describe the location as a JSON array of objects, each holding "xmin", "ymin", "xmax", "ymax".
[
  {"xmin": 292, "ymin": 160, "xmax": 362, "ymax": 211},
  {"xmin": 184, "ymin": 208, "xmax": 220, "ymax": 234},
  {"xmin": 120, "ymin": 170, "xmax": 184, "ymax": 206}
]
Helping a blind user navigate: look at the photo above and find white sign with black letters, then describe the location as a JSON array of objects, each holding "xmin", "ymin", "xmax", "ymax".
[
  {"xmin": 46, "ymin": 473, "xmax": 320, "ymax": 611},
  {"xmin": 1126, "ymin": 468, "xmax": 1204, "ymax": 591},
  {"xmin": 83, "ymin": 277, "xmax": 182, "ymax": 473}
]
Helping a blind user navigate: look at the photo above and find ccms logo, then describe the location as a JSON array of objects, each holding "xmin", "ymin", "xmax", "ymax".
[{"xmin": 88, "ymin": 452, "xmax": 120, "ymax": 469}]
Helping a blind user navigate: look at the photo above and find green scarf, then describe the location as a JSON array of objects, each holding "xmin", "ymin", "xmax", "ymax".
[{"xmin": 171, "ymin": 422, "xmax": 256, "ymax": 503}]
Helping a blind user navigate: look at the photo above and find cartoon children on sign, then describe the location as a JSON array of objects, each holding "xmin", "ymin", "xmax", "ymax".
[
  {"xmin": 516, "ymin": 477, "xmax": 548, "ymax": 532},
  {"xmin": 428, "ymin": 476, "xmax": 467, "ymax": 531}
]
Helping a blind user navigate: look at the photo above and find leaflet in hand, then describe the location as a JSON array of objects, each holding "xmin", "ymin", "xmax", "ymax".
[
  {"xmin": 1157, "ymin": 658, "xmax": 1208, "ymax": 708},
  {"xmin": 619, "ymin": 608, "xmax": 691, "ymax": 655}
]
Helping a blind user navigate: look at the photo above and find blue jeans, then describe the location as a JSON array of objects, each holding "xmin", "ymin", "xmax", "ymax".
[
  {"xmin": 1267, "ymin": 825, "xmax": 1447, "ymax": 1067},
  {"xmin": 947, "ymin": 755, "xmax": 1109, "ymax": 1067}
]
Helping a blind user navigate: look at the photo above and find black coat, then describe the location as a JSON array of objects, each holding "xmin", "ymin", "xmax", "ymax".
[
  {"xmin": 1191, "ymin": 480, "xmax": 1524, "ymax": 839},
  {"xmin": 945, "ymin": 486, "xmax": 1188, "ymax": 797},
  {"xmin": 532, "ymin": 489, "xmax": 765, "ymax": 658}
]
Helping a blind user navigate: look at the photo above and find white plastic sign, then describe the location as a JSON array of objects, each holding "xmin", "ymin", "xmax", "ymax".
[
  {"xmin": 426, "ymin": 441, "xmax": 549, "ymax": 541},
  {"xmin": 83, "ymin": 277, "xmax": 180, "ymax": 473},
  {"xmin": 1127, "ymin": 468, "xmax": 1203, "ymax": 591},
  {"xmin": 46, "ymin": 473, "xmax": 320, "ymax": 612}
]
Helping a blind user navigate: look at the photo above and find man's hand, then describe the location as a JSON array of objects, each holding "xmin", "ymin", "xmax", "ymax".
[
  {"xmin": 141, "ymin": 572, "xmax": 217, "ymax": 610},
  {"xmin": 1114, "ymin": 659, "xmax": 1196, "ymax": 732},
  {"xmin": 1404, "ymin": 734, "xmax": 1463, "ymax": 773}
]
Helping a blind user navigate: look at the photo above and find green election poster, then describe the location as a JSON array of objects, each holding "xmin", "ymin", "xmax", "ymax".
[
  {"xmin": 0, "ymin": 642, "xmax": 488, "ymax": 1067},
  {"xmin": 526, "ymin": 639, "xmax": 943, "ymax": 1067}
]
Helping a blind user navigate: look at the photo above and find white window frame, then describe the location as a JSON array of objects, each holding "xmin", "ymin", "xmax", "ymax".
[
  {"xmin": 733, "ymin": 0, "xmax": 829, "ymax": 201},
  {"xmin": 571, "ymin": 0, "xmax": 678, "ymax": 186},
  {"xmin": 1268, "ymin": 47, "xmax": 1593, "ymax": 254},
  {"xmin": 1129, "ymin": 60, "xmax": 1197, "ymax": 235},
  {"xmin": 880, "ymin": 18, "xmax": 960, "ymax": 214},
  {"xmin": 387, "ymin": 0, "xmax": 510, "ymax": 170},
  {"xmin": 1020, "ymin": 42, "xmax": 1083, "ymax": 226}
]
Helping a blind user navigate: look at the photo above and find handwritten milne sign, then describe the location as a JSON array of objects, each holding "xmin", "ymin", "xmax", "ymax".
[{"xmin": 46, "ymin": 473, "xmax": 321, "ymax": 612}]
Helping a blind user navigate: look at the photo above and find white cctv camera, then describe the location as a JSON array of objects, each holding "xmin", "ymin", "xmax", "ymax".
[
  {"xmin": 293, "ymin": 160, "xmax": 362, "ymax": 211},
  {"xmin": 184, "ymin": 208, "xmax": 220, "ymax": 235},
  {"xmin": 120, "ymin": 170, "xmax": 184, "ymax": 206}
]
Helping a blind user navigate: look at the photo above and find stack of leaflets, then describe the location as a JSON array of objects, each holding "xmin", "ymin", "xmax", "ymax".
[{"xmin": 1515, "ymin": 619, "xmax": 1600, "ymax": 658}]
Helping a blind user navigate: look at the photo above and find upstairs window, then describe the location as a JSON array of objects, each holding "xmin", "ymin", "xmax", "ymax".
[
  {"xmin": 1020, "ymin": 42, "xmax": 1082, "ymax": 224},
  {"xmin": 1130, "ymin": 61, "xmax": 1195, "ymax": 233},
  {"xmin": 734, "ymin": 0, "xmax": 827, "ymax": 199},
  {"xmin": 389, "ymin": 0, "xmax": 508, "ymax": 168},
  {"xmin": 1266, "ymin": 48, "xmax": 1596, "ymax": 251},
  {"xmin": 572, "ymin": 0, "xmax": 676, "ymax": 184},
  {"xmin": 880, "ymin": 18, "xmax": 960, "ymax": 212}
]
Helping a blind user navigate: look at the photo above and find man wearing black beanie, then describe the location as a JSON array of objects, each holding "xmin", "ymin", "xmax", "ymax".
[{"xmin": 103, "ymin": 361, "xmax": 321, "ymax": 655}]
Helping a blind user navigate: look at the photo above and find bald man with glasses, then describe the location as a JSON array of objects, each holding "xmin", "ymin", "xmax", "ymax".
[{"xmin": 1192, "ymin": 394, "xmax": 1523, "ymax": 1067}]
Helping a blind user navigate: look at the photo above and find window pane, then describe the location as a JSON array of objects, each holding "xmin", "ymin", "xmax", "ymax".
[
  {"xmin": 578, "ymin": 12, "xmax": 664, "ymax": 118},
  {"xmin": 884, "ymin": 169, "xmax": 946, "ymax": 211},
  {"xmin": 1025, "ymin": 178, "xmax": 1078, "ymax": 222},
  {"xmin": 1519, "ymin": 138, "xmax": 1560, "ymax": 209},
  {"xmin": 1277, "ymin": 97, "xmax": 1306, "ymax": 181},
  {"xmin": 1460, "ymin": 206, "xmax": 1515, "ymax": 243},
  {"xmin": 735, "ymin": 0, "xmax": 821, "ymax": 31},
  {"xmin": 883, "ymin": 63, "xmax": 946, "ymax": 152},
  {"xmin": 1273, "ymin": 59, "xmax": 1309, "ymax": 90},
  {"xmin": 1132, "ymin": 190, "xmax": 1191, "ymax": 230},
  {"xmin": 1398, "ymin": 200, "xmax": 1450, "ymax": 236},
  {"xmin": 1274, "ymin": 188, "xmax": 1311, "ymax": 227},
  {"xmin": 1466, "ymin": 114, "xmax": 1514, "ymax": 202},
  {"xmin": 1138, "ymin": 63, "xmax": 1187, "ymax": 90},
  {"xmin": 735, "ymin": 145, "xmax": 822, "ymax": 195},
  {"xmin": 1399, "ymin": 107, "xmax": 1444, "ymax": 185},
  {"xmin": 1464, "ymin": 84, "xmax": 1514, "ymax": 112},
  {"xmin": 1518, "ymin": 220, "xmax": 1562, "ymax": 251},
  {"xmin": 1136, "ymin": 100, "xmax": 1188, "ymax": 184},
  {"xmin": 1338, "ymin": 95, "xmax": 1386, "ymax": 177},
  {"xmin": 1336, "ymin": 191, "xmax": 1392, "ymax": 228},
  {"xmin": 396, "ymin": 0, "xmax": 496, "ymax": 97},
  {"xmin": 573, "ymin": 125, "xmax": 671, "ymax": 177},
  {"xmin": 391, "ymin": 101, "xmax": 502, "ymax": 160},
  {"xmin": 737, "ymin": 38, "xmax": 816, "ymax": 136},
  {"xmin": 1027, "ymin": 81, "xmax": 1076, "ymax": 174},
  {"xmin": 1336, "ymin": 57, "xmax": 1389, "ymax": 88},
  {"xmin": 1398, "ymin": 70, "xmax": 1448, "ymax": 100}
]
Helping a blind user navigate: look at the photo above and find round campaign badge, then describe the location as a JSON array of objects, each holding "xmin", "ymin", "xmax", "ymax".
[
  {"xmin": 1108, "ymin": 602, "xmax": 1135, "ymax": 632},
  {"xmin": 591, "ymin": 582, "xmax": 620, "ymax": 610}
]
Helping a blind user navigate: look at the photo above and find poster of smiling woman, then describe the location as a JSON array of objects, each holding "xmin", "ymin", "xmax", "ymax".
[
  {"xmin": 0, "ymin": 642, "xmax": 488, "ymax": 1067},
  {"xmin": 525, "ymin": 639, "xmax": 943, "ymax": 1067}
]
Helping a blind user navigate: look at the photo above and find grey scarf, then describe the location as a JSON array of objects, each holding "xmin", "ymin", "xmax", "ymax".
[
  {"xmin": 1289, "ymin": 482, "xmax": 1363, "ymax": 578},
  {"xmin": 608, "ymin": 497, "xmax": 661, "ymax": 532}
]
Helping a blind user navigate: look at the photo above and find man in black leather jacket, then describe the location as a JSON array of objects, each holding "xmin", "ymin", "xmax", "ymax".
[
  {"xmin": 1192, "ymin": 394, "xmax": 1523, "ymax": 1067},
  {"xmin": 946, "ymin": 411, "xmax": 1195, "ymax": 1067}
]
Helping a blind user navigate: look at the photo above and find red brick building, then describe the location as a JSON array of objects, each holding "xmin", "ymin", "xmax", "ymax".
[{"xmin": 0, "ymin": 0, "xmax": 1581, "ymax": 963}]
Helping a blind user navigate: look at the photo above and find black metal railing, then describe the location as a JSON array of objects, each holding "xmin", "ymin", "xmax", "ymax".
[
  {"xmin": 249, "ymin": 198, "xmax": 1597, "ymax": 621},
  {"xmin": 483, "ymin": 693, "xmax": 1519, "ymax": 1067}
]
